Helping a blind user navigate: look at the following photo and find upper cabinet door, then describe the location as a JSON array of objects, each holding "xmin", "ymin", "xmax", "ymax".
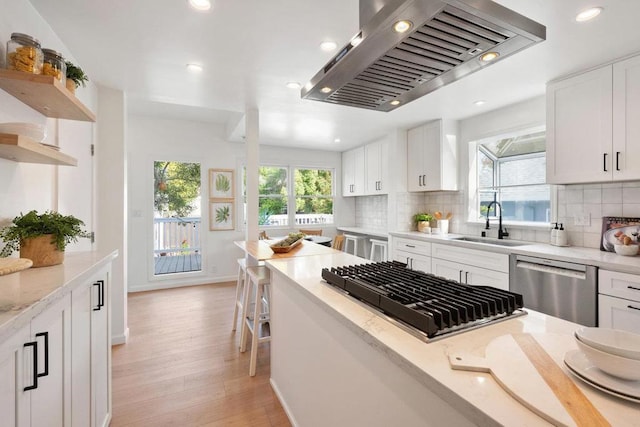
[
  {"xmin": 407, "ymin": 125, "xmax": 425, "ymax": 192},
  {"xmin": 407, "ymin": 120, "xmax": 457, "ymax": 192},
  {"xmin": 365, "ymin": 140, "xmax": 388, "ymax": 195},
  {"xmin": 613, "ymin": 55, "xmax": 640, "ymax": 181},
  {"xmin": 342, "ymin": 146, "xmax": 365, "ymax": 197},
  {"xmin": 546, "ymin": 66, "xmax": 613, "ymax": 184}
]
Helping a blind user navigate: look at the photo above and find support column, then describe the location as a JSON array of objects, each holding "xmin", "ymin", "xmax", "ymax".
[{"xmin": 245, "ymin": 108, "xmax": 259, "ymax": 247}]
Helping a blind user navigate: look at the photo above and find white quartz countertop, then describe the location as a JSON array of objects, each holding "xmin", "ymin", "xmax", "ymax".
[
  {"xmin": 0, "ymin": 250, "xmax": 118, "ymax": 342},
  {"xmin": 390, "ymin": 231, "xmax": 640, "ymax": 275},
  {"xmin": 266, "ymin": 253, "xmax": 640, "ymax": 426},
  {"xmin": 337, "ymin": 226, "xmax": 389, "ymax": 239}
]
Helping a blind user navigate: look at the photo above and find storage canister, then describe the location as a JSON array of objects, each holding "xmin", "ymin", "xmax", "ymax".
[
  {"xmin": 42, "ymin": 48, "xmax": 66, "ymax": 84},
  {"xmin": 6, "ymin": 32, "xmax": 43, "ymax": 74}
]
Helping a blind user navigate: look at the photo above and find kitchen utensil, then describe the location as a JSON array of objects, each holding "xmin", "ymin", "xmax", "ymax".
[
  {"xmin": 0, "ymin": 258, "xmax": 33, "ymax": 276},
  {"xmin": 434, "ymin": 211, "xmax": 442, "ymax": 220},
  {"xmin": 0, "ymin": 122, "xmax": 47, "ymax": 142},
  {"xmin": 564, "ymin": 350, "xmax": 640, "ymax": 403},
  {"xmin": 575, "ymin": 328, "xmax": 640, "ymax": 360},
  {"xmin": 575, "ymin": 337, "xmax": 640, "ymax": 380},
  {"xmin": 613, "ymin": 243, "xmax": 639, "ymax": 256},
  {"xmin": 437, "ymin": 219, "xmax": 449, "ymax": 235},
  {"xmin": 449, "ymin": 333, "xmax": 610, "ymax": 427}
]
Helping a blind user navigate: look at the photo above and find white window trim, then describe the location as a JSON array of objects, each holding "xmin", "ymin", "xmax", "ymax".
[{"xmin": 466, "ymin": 124, "xmax": 556, "ymax": 229}]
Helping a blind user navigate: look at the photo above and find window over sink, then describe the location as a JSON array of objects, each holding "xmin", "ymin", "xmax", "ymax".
[{"xmin": 470, "ymin": 126, "xmax": 551, "ymax": 226}]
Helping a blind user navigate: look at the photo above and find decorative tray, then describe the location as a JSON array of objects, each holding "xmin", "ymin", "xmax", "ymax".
[{"xmin": 270, "ymin": 237, "xmax": 303, "ymax": 253}]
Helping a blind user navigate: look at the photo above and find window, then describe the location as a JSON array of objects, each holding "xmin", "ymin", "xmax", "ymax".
[
  {"xmin": 474, "ymin": 128, "xmax": 550, "ymax": 224},
  {"xmin": 244, "ymin": 166, "xmax": 335, "ymax": 227}
]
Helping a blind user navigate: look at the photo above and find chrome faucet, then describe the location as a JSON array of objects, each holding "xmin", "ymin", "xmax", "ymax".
[{"xmin": 485, "ymin": 201, "xmax": 509, "ymax": 239}]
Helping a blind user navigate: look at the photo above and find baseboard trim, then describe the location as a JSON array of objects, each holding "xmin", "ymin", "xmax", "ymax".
[
  {"xmin": 111, "ymin": 327, "xmax": 129, "ymax": 345},
  {"xmin": 270, "ymin": 378, "xmax": 297, "ymax": 427},
  {"xmin": 128, "ymin": 276, "xmax": 236, "ymax": 293}
]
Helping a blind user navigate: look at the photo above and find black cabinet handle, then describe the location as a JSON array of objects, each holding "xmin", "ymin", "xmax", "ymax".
[
  {"xmin": 405, "ymin": 244, "xmax": 416, "ymax": 248},
  {"xmin": 616, "ymin": 151, "xmax": 621, "ymax": 171},
  {"xmin": 422, "ymin": 175, "xmax": 426, "ymax": 187},
  {"xmin": 93, "ymin": 282, "xmax": 101, "ymax": 311},
  {"xmin": 628, "ymin": 286, "xmax": 640, "ymax": 291},
  {"xmin": 603, "ymin": 153, "xmax": 608, "ymax": 172},
  {"xmin": 459, "ymin": 270, "xmax": 463, "ymax": 283},
  {"xmin": 628, "ymin": 305, "xmax": 640, "ymax": 311},
  {"xmin": 98, "ymin": 280, "xmax": 105, "ymax": 309},
  {"xmin": 465, "ymin": 271, "xmax": 469, "ymax": 284},
  {"xmin": 23, "ymin": 341, "xmax": 38, "ymax": 391},
  {"xmin": 35, "ymin": 332, "xmax": 49, "ymax": 378}
]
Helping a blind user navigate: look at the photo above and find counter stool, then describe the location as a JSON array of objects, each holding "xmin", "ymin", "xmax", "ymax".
[
  {"xmin": 240, "ymin": 265, "xmax": 271, "ymax": 377},
  {"xmin": 369, "ymin": 239, "xmax": 388, "ymax": 262},
  {"xmin": 343, "ymin": 234, "xmax": 366, "ymax": 258},
  {"xmin": 232, "ymin": 258, "xmax": 264, "ymax": 332}
]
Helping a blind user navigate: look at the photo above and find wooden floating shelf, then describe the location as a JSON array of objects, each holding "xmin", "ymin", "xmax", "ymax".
[
  {"xmin": 0, "ymin": 69, "xmax": 96, "ymax": 122},
  {"xmin": 0, "ymin": 133, "xmax": 77, "ymax": 166}
]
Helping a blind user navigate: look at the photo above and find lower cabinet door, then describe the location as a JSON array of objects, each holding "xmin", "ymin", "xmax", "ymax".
[
  {"xmin": 431, "ymin": 258, "xmax": 466, "ymax": 283},
  {"xmin": 93, "ymin": 273, "xmax": 110, "ymax": 427},
  {"xmin": 394, "ymin": 250, "xmax": 431, "ymax": 274},
  {"xmin": 0, "ymin": 324, "xmax": 31, "ymax": 427},
  {"xmin": 431, "ymin": 258, "xmax": 509, "ymax": 291},
  {"xmin": 599, "ymin": 294, "xmax": 640, "ymax": 333},
  {"xmin": 71, "ymin": 281, "xmax": 93, "ymax": 427}
]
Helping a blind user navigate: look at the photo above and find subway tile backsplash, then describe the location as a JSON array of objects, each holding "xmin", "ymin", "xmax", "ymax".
[{"xmin": 355, "ymin": 195, "xmax": 388, "ymax": 232}]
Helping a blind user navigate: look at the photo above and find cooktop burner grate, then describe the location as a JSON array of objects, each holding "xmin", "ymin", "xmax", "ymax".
[{"xmin": 322, "ymin": 261, "xmax": 525, "ymax": 340}]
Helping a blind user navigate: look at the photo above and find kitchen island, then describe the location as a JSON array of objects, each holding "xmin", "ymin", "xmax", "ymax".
[{"xmin": 266, "ymin": 252, "xmax": 639, "ymax": 426}]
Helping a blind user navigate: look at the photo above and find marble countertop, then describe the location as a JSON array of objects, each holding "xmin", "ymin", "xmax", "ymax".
[
  {"xmin": 337, "ymin": 226, "xmax": 389, "ymax": 239},
  {"xmin": 390, "ymin": 231, "xmax": 640, "ymax": 275},
  {"xmin": 266, "ymin": 252, "xmax": 640, "ymax": 426},
  {"xmin": 0, "ymin": 250, "xmax": 118, "ymax": 342}
]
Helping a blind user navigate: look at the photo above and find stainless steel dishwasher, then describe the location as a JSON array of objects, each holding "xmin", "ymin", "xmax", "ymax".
[{"xmin": 509, "ymin": 254, "xmax": 598, "ymax": 326}]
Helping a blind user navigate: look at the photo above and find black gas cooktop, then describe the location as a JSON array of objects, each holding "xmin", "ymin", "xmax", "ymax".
[{"xmin": 321, "ymin": 261, "xmax": 525, "ymax": 340}]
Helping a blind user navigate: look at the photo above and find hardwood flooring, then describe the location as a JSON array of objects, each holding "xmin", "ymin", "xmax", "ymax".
[{"xmin": 110, "ymin": 282, "xmax": 291, "ymax": 427}]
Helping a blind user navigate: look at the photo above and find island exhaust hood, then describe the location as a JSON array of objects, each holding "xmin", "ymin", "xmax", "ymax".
[{"xmin": 301, "ymin": 0, "xmax": 546, "ymax": 112}]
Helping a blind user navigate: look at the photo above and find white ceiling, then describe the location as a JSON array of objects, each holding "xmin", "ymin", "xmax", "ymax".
[{"xmin": 29, "ymin": 0, "xmax": 640, "ymax": 151}]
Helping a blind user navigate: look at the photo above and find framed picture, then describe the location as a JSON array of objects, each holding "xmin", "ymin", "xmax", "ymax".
[
  {"xmin": 210, "ymin": 200, "xmax": 235, "ymax": 231},
  {"xmin": 209, "ymin": 169, "xmax": 234, "ymax": 199},
  {"xmin": 600, "ymin": 216, "xmax": 640, "ymax": 252}
]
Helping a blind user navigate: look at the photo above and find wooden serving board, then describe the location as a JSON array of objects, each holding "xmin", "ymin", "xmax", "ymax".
[
  {"xmin": 449, "ymin": 333, "xmax": 610, "ymax": 427},
  {"xmin": 0, "ymin": 258, "xmax": 33, "ymax": 276},
  {"xmin": 270, "ymin": 238, "xmax": 303, "ymax": 253}
]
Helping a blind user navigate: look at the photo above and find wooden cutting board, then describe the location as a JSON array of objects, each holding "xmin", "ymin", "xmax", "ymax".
[
  {"xmin": 0, "ymin": 258, "xmax": 33, "ymax": 276},
  {"xmin": 449, "ymin": 333, "xmax": 610, "ymax": 427}
]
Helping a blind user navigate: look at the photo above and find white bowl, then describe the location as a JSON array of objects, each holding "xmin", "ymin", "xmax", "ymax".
[
  {"xmin": 575, "ymin": 337, "xmax": 640, "ymax": 380},
  {"xmin": 575, "ymin": 328, "xmax": 640, "ymax": 360},
  {"xmin": 614, "ymin": 244, "xmax": 639, "ymax": 256},
  {"xmin": 0, "ymin": 122, "xmax": 47, "ymax": 142}
]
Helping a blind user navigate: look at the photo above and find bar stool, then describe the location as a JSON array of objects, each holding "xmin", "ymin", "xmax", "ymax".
[
  {"xmin": 232, "ymin": 258, "xmax": 264, "ymax": 332},
  {"xmin": 343, "ymin": 234, "xmax": 366, "ymax": 258},
  {"xmin": 369, "ymin": 239, "xmax": 388, "ymax": 262},
  {"xmin": 240, "ymin": 265, "xmax": 271, "ymax": 376}
]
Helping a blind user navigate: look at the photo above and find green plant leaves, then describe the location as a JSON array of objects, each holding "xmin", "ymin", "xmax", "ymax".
[
  {"xmin": 215, "ymin": 206, "xmax": 230, "ymax": 223},
  {"xmin": 215, "ymin": 174, "xmax": 230, "ymax": 193}
]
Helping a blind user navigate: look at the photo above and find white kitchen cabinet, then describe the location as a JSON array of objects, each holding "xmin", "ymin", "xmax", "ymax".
[
  {"xmin": 365, "ymin": 139, "xmax": 388, "ymax": 195},
  {"xmin": 547, "ymin": 53, "xmax": 640, "ymax": 184},
  {"xmin": 598, "ymin": 269, "xmax": 640, "ymax": 333},
  {"xmin": 431, "ymin": 243, "xmax": 509, "ymax": 291},
  {"xmin": 71, "ymin": 264, "xmax": 111, "ymax": 427},
  {"xmin": 0, "ymin": 294, "xmax": 72, "ymax": 427},
  {"xmin": 342, "ymin": 146, "xmax": 365, "ymax": 197},
  {"xmin": 407, "ymin": 119, "xmax": 457, "ymax": 192},
  {"xmin": 392, "ymin": 237, "xmax": 431, "ymax": 273}
]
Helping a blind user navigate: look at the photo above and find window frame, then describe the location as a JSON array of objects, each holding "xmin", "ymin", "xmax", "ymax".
[{"xmin": 467, "ymin": 125, "xmax": 555, "ymax": 229}]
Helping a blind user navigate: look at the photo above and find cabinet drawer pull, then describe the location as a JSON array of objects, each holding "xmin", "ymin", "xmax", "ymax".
[
  {"xmin": 23, "ymin": 340, "xmax": 38, "ymax": 391},
  {"xmin": 35, "ymin": 332, "xmax": 49, "ymax": 378},
  {"xmin": 603, "ymin": 153, "xmax": 608, "ymax": 172},
  {"xmin": 628, "ymin": 285, "xmax": 640, "ymax": 291},
  {"xmin": 616, "ymin": 151, "xmax": 621, "ymax": 171},
  {"xmin": 628, "ymin": 305, "xmax": 640, "ymax": 311},
  {"xmin": 405, "ymin": 244, "xmax": 416, "ymax": 248}
]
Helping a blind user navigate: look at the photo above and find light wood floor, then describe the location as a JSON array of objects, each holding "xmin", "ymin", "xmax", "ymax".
[{"xmin": 110, "ymin": 282, "xmax": 291, "ymax": 427}]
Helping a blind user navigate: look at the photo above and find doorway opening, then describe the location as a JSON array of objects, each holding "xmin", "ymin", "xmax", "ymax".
[{"xmin": 153, "ymin": 161, "xmax": 202, "ymax": 275}]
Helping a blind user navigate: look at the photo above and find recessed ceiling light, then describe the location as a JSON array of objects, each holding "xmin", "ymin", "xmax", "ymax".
[
  {"xmin": 188, "ymin": 0, "xmax": 211, "ymax": 11},
  {"xmin": 474, "ymin": 100, "xmax": 486, "ymax": 106},
  {"xmin": 390, "ymin": 100, "xmax": 401, "ymax": 106},
  {"xmin": 334, "ymin": 138, "xmax": 341, "ymax": 143},
  {"xmin": 186, "ymin": 63, "xmax": 203, "ymax": 72},
  {"xmin": 320, "ymin": 87, "xmax": 332, "ymax": 94},
  {"xmin": 480, "ymin": 52, "xmax": 500, "ymax": 62},
  {"xmin": 576, "ymin": 7, "xmax": 603, "ymax": 22},
  {"xmin": 286, "ymin": 81, "xmax": 301, "ymax": 89},
  {"xmin": 320, "ymin": 41, "xmax": 337, "ymax": 51},
  {"xmin": 393, "ymin": 20, "xmax": 412, "ymax": 33}
]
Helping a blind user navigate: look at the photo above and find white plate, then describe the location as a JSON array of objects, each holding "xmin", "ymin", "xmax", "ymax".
[
  {"xmin": 564, "ymin": 350, "xmax": 640, "ymax": 403},
  {"xmin": 603, "ymin": 225, "xmax": 640, "ymax": 251}
]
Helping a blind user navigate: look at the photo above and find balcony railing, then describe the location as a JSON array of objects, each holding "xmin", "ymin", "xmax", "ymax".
[
  {"xmin": 154, "ymin": 217, "xmax": 201, "ymax": 256},
  {"xmin": 263, "ymin": 214, "xmax": 333, "ymax": 227}
]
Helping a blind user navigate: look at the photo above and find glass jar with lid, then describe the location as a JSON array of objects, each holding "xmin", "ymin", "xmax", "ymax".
[
  {"xmin": 42, "ymin": 48, "xmax": 66, "ymax": 85},
  {"xmin": 6, "ymin": 32, "xmax": 43, "ymax": 74}
]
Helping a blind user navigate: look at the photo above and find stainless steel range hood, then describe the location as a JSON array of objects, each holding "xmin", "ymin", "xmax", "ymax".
[{"xmin": 301, "ymin": 0, "xmax": 546, "ymax": 112}]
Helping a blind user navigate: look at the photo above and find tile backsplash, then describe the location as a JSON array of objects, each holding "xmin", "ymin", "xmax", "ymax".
[{"xmin": 354, "ymin": 180, "xmax": 640, "ymax": 249}]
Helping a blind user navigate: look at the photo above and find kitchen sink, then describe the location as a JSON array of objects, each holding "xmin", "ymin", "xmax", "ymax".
[{"xmin": 450, "ymin": 236, "xmax": 530, "ymax": 247}]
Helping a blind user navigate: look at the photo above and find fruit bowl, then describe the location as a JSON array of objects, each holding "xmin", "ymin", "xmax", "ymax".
[
  {"xmin": 614, "ymin": 244, "xmax": 639, "ymax": 256},
  {"xmin": 0, "ymin": 122, "xmax": 47, "ymax": 142}
]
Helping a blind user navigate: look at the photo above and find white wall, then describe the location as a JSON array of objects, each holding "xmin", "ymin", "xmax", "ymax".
[{"xmin": 126, "ymin": 114, "xmax": 351, "ymax": 292}]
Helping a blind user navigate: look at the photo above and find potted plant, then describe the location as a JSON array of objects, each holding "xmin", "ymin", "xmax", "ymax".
[
  {"xmin": 64, "ymin": 61, "xmax": 89, "ymax": 94},
  {"xmin": 413, "ymin": 213, "xmax": 433, "ymax": 233},
  {"xmin": 0, "ymin": 210, "xmax": 91, "ymax": 267}
]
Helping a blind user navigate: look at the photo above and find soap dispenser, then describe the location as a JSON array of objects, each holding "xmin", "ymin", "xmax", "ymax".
[
  {"xmin": 550, "ymin": 223, "xmax": 559, "ymax": 245},
  {"xmin": 556, "ymin": 223, "xmax": 568, "ymax": 247}
]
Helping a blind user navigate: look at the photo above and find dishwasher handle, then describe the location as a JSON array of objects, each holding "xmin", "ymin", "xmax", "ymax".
[{"xmin": 515, "ymin": 260, "xmax": 587, "ymax": 280}]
